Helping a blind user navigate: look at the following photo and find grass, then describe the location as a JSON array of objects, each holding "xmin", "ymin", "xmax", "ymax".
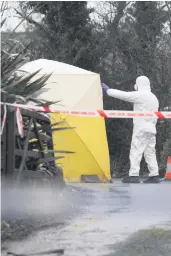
[{"xmin": 105, "ymin": 228, "xmax": 171, "ymax": 256}]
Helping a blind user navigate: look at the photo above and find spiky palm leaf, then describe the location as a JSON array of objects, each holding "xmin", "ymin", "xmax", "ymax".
[
  {"xmin": 1, "ymin": 7, "xmax": 74, "ymax": 176},
  {"xmin": 1, "ymin": 3, "xmax": 51, "ymax": 104}
]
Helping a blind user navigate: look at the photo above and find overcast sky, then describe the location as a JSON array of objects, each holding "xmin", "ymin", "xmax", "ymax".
[
  {"xmin": 1, "ymin": 1, "xmax": 97, "ymax": 32},
  {"xmin": 1, "ymin": 1, "xmax": 169, "ymax": 34},
  {"xmin": 1, "ymin": 1, "xmax": 42, "ymax": 31}
]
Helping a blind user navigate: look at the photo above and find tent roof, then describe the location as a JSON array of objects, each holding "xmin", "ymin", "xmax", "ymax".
[
  {"xmin": 17, "ymin": 59, "xmax": 102, "ymax": 110},
  {"xmin": 18, "ymin": 59, "xmax": 96, "ymax": 75}
]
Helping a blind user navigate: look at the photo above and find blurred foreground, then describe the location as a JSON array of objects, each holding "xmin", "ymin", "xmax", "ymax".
[{"xmin": 1, "ymin": 181, "xmax": 171, "ymax": 255}]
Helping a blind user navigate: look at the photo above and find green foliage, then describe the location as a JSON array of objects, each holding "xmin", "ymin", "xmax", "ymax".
[
  {"xmin": 1, "ymin": 2, "xmax": 55, "ymax": 105},
  {"xmin": 96, "ymin": 1, "xmax": 171, "ymax": 174},
  {"xmin": 1, "ymin": 5, "xmax": 74, "ymax": 177},
  {"xmin": 161, "ymin": 136, "xmax": 171, "ymax": 161},
  {"xmin": 21, "ymin": 1, "xmax": 99, "ymax": 71},
  {"xmin": 1, "ymin": 34, "xmax": 50, "ymax": 104},
  {"xmin": 17, "ymin": 1, "xmax": 171, "ymax": 175},
  {"xmin": 159, "ymin": 120, "xmax": 171, "ymax": 175}
]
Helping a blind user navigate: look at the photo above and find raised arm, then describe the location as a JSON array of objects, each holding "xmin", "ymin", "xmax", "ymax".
[{"xmin": 102, "ymin": 83, "xmax": 141, "ymax": 104}]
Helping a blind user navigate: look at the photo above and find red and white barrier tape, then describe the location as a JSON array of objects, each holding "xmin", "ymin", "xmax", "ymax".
[
  {"xmin": 0, "ymin": 104, "xmax": 24, "ymax": 137},
  {"xmin": 15, "ymin": 106, "xmax": 24, "ymax": 137},
  {"xmin": 0, "ymin": 103, "xmax": 7, "ymax": 135},
  {"xmin": 1, "ymin": 102, "xmax": 171, "ymax": 119}
]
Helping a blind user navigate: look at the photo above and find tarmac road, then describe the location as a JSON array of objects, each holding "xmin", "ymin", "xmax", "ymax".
[{"xmin": 2, "ymin": 180, "xmax": 171, "ymax": 256}]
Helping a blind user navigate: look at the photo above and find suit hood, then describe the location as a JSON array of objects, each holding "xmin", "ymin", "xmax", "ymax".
[{"xmin": 134, "ymin": 76, "xmax": 151, "ymax": 91}]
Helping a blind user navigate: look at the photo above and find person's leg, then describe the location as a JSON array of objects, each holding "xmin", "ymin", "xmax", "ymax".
[
  {"xmin": 144, "ymin": 133, "xmax": 159, "ymax": 176},
  {"xmin": 143, "ymin": 133, "xmax": 160, "ymax": 183},
  {"xmin": 122, "ymin": 131, "xmax": 147, "ymax": 183},
  {"xmin": 129, "ymin": 131, "xmax": 147, "ymax": 176}
]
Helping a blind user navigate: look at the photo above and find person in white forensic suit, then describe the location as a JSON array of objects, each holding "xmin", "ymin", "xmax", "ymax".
[{"xmin": 102, "ymin": 76, "xmax": 161, "ymax": 183}]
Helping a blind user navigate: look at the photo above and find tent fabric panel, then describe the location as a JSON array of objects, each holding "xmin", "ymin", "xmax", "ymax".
[{"xmin": 50, "ymin": 113, "xmax": 111, "ymax": 183}]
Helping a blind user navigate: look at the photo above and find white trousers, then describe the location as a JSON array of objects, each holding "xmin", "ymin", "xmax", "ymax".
[{"xmin": 129, "ymin": 131, "xmax": 159, "ymax": 177}]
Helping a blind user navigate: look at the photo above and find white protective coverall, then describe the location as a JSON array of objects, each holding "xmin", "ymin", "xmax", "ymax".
[{"xmin": 107, "ymin": 76, "xmax": 159, "ymax": 177}]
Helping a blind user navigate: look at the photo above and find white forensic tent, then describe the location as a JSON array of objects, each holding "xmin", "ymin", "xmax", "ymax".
[{"xmin": 17, "ymin": 59, "xmax": 111, "ymax": 182}]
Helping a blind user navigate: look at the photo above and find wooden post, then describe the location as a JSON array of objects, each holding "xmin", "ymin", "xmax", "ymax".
[{"xmin": 17, "ymin": 118, "xmax": 33, "ymax": 178}]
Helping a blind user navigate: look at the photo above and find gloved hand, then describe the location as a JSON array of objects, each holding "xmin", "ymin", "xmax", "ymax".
[{"xmin": 101, "ymin": 82, "xmax": 109, "ymax": 92}]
